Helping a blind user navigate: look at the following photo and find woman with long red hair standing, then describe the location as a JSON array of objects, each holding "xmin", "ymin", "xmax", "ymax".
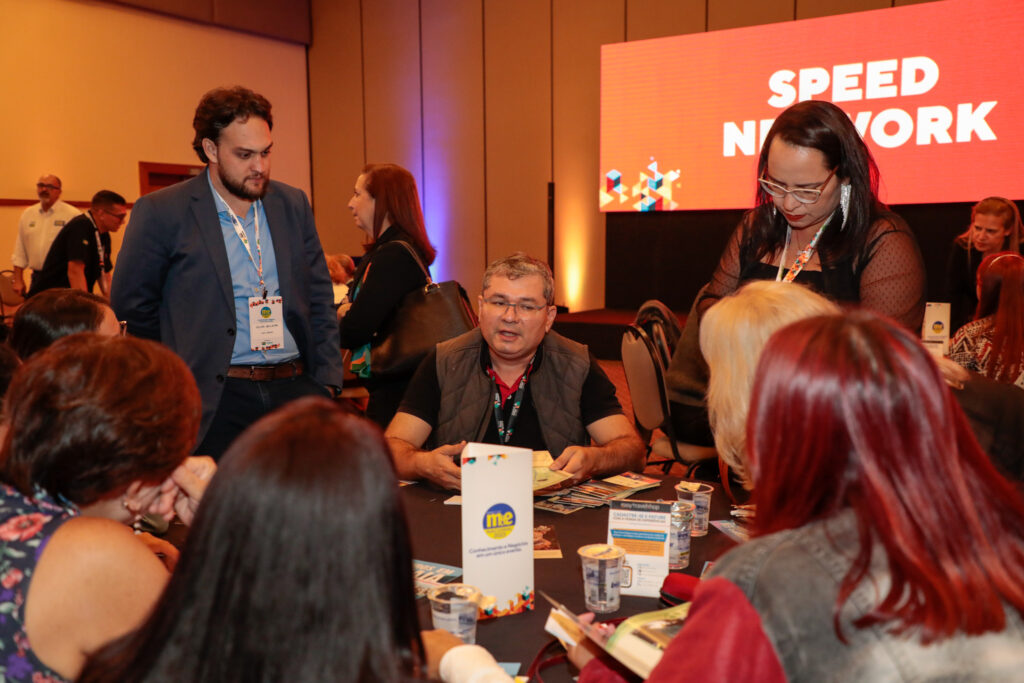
[
  {"xmin": 340, "ymin": 163, "xmax": 437, "ymax": 427},
  {"xmin": 575, "ymin": 311, "xmax": 1024, "ymax": 681},
  {"xmin": 949, "ymin": 252, "xmax": 1024, "ymax": 388}
]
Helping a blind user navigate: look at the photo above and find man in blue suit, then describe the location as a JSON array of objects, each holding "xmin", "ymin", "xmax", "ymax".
[{"xmin": 112, "ymin": 86, "xmax": 344, "ymax": 459}]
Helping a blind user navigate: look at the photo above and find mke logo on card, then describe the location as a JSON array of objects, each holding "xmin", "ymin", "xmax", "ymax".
[
  {"xmin": 483, "ymin": 503, "xmax": 516, "ymax": 540},
  {"xmin": 260, "ymin": 306, "xmax": 272, "ymax": 319}
]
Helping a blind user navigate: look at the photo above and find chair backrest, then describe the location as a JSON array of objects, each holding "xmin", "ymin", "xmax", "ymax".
[
  {"xmin": 634, "ymin": 299, "xmax": 681, "ymax": 369},
  {"xmin": 0, "ymin": 270, "xmax": 23, "ymax": 309},
  {"xmin": 621, "ymin": 324, "xmax": 671, "ymax": 434}
]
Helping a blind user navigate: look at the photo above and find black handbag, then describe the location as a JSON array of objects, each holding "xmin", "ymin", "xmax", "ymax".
[{"xmin": 369, "ymin": 242, "xmax": 478, "ymax": 379}]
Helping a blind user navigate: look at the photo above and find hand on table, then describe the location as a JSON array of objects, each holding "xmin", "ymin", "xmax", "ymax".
[
  {"xmin": 150, "ymin": 456, "xmax": 217, "ymax": 526},
  {"xmin": 417, "ymin": 442, "xmax": 465, "ymax": 490},
  {"xmin": 421, "ymin": 628, "xmax": 465, "ymax": 679}
]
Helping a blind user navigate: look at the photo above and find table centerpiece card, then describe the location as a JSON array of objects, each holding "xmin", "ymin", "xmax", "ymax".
[{"xmin": 461, "ymin": 442, "xmax": 535, "ymax": 617}]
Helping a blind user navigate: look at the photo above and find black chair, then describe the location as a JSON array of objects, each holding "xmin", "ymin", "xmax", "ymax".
[{"xmin": 621, "ymin": 320, "xmax": 716, "ymax": 477}]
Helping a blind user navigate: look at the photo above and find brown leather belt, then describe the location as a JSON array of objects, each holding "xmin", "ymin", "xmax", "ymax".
[{"xmin": 226, "ymin": 360, "xmax": 304, "ymax": 381}]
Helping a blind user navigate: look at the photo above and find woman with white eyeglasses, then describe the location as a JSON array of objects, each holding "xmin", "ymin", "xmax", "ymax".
[
  {"xmin": 698, "ymin": 100, "xmax": 926, "ymax": 330},
  {"xmin": 666, "ymin": 100, "xmax": 926, "ymax": 452}
]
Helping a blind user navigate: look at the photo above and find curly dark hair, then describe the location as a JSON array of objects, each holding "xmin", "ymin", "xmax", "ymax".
[{"xmin": 192, "ymin": 86, "xmax": 273, "ymax": 163}]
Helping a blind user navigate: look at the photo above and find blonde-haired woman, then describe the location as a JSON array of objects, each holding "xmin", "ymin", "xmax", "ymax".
[
  {"xmin": 946, "ymin": 197, "xmax": 1024, "ymax": 334},
  {"xmin": 699, "ymin": 281, "xmax": 839, "ymax": 487}
]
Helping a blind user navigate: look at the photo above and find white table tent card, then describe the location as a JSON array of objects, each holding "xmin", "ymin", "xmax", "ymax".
[{"xmin": 461, "ymin": 442, "xmax": 535, "ymax": 617}]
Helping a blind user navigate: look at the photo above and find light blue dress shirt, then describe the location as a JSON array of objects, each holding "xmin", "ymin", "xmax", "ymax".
[{"xmin": 208, "ymin": 172, "xmax": 300, "ymax": 365}]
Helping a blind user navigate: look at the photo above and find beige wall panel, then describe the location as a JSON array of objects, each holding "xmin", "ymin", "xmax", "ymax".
[
  {"xmin": 552, "ymin": 0, "xmax": 624, "ymax": 311},
  {"xmin": 0, "ymin": 0, "xmax": 310, "ymax": 270},
  {"xmin": 708, "ymin": 0, "xmax": 791, "ymax": 30},
  {"xmin": 420, "ymin": 0, "xmax": 486, "ymax": 290},
  {"xmin": 360, "ymin": 0, "xmax": 423, "ymax": 194},
  {"xmin": 796, "ymin": 0, "xmax": 890, "ymax": 20},
  {"xmin": 308, "ymin": 0, "xmax": 367, "ymax": 256},
  {"xmin": 626, "ymin": 0, "xmax": 705, "ymax": 40},
  {"xmin": 484, "ymin": 0, "xmax": 552, "ymax": 273}
]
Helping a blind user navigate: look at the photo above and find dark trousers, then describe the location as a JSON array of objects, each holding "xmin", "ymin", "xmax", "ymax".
[{"xmin": 195, "ymin": 373, "xmax": 329, "ymax": 460}]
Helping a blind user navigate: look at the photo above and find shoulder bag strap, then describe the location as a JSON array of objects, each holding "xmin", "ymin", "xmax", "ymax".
[{"xmin": 389, "ymin": 240, "xmax": 433, "ymax": 284}]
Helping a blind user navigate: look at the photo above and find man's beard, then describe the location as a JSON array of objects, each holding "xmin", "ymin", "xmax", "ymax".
[{"xmin": 219, "ymin": 167, "xmax": 269, "ymax": 202}]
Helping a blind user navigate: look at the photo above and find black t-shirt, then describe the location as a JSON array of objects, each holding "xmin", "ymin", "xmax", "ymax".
[
  {"xmin": 398, "ymin": 341, "xmax": 624, "ymax": 452},
  {"xmin": 28, "ymin": 213, "xmax": 112, "ymax": 296}
]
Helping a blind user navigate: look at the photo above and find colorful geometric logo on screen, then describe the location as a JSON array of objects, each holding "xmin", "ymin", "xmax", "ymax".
[
  {"xmin": 482, "ymin": 503, "xmax": 516, "ymax": 539},
  {"xmin": 600, "ymin": 160, "xmax": 681, "ymax": 211},
  {"xmin": 260, "ymin": 306, "xmax": 272, "ymax": 318}
]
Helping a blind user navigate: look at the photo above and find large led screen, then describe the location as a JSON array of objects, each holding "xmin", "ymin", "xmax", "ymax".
[{"xmin": 599, "ymin": 0, "xmax": 1024, "ymax": 211}]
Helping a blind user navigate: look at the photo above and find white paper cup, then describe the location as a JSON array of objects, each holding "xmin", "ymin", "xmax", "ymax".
[
  {"xmin": 578, "ymin": 543, "xmax": 626, "ymax": 613},
  {"xmin": 427, "ymin": 583, "xmax": 481, "ymax": 644},
  {"xmin": 675, "ymin": 482, "xmax": 713, "ymax": 536}
]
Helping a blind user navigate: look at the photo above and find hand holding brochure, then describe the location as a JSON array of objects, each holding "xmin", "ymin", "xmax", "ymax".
[{"xmin": 540, "ymin": 591, "xmax": 689, "ymax": 679}]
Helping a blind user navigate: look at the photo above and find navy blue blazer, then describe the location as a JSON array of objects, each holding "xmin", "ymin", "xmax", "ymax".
[{"xmin": 111, "ymin": 171, "xmax": 344, "ymax": 445}]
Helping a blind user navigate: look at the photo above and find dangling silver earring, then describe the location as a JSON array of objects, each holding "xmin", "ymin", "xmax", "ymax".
[
  {"xmin": 839, "ymin": 184, "xmax": 851, "ymax": 231},
  {"xmin": 771, "ymin": 204, "xmax": 778, "ymax": 219}
]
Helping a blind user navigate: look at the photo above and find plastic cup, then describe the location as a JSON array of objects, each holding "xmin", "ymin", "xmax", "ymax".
[
  {"xmin": 427, "ymin": 584, "xmax": 481, "ymax": 644},
  {"xmin": 670, "ymin": 500, "xmax": 695, "ymax": 570},
  {"xmin": 578, "ymin": 543, "xmax": 626, "ymax": 613},
  {"xmin": 675, "ymin": 482, "xmax": 713, "ymax": 537}
]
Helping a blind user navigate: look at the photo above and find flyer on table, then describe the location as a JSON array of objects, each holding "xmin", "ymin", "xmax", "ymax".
[
  {"xmin": 607, "ymin": 500, "xmax": 672, "ymax": 598},
  {"xmin": 461, "ymin": 442, "xmax": 535, "ymax": 617}
]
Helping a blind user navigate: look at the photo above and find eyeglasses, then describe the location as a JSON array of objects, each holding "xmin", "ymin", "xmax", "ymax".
[
  {"xmin": 482, "ymin": 297, "xmax": 549, "ymax": 316},
  {"xmin": 103, "ymin": 208, "xmax": 128, "ymax": 223},
  {"xmin": 36, "ymin": 183, "xmax": 60, "ymax": 191},
  {"xmin": 758, "ymin": 167, "xmax": 837, "ymax": 204}
]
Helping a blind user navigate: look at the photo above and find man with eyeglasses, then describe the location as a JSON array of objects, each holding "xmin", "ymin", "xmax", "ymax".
[
  {"xmin": 11, "ymin": 174, "xmax": 80, "ymax": 296},
  {"xmin": 385, "ymin": 252, "xmax": 645, "ymax": 489},
  {"xmin": 27, "ymin": 190, "xmax": 127, "ymax": 298}
]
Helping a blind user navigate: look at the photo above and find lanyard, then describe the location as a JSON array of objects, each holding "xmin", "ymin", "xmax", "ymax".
[
  {"xmin": 214, "ymin": 190, "xmax": 267, "ymax": 298},
  {"xmin": 490, "ymin": 357, "xmax": 535, "ymax": 445},
  {"xmin": 85, "ymin": 212, "xmax": 105, "ymax": 270},
  {"xmin": 775, "ymin": 211, "xmax": 834, "ymax": 283}
]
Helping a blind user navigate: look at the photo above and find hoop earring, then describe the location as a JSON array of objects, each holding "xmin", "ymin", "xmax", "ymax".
[{"xmin": 839, "ymin": 184, "xmax": 851, "ymax": 231}]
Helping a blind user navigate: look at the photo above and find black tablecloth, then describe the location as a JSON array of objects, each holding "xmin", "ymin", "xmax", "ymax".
[{"xmin": 402, "ymin": 476, "xmax": 738, "ymax": 678}]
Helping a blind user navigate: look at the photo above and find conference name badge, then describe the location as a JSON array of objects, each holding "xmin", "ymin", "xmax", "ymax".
[
  {"xmin": 248, "ymin": 296, "xmax": 284, "ymax": 351},
  {"xmin": 461, "ymin": 442, "xmax": 534, "ymax": 618}
]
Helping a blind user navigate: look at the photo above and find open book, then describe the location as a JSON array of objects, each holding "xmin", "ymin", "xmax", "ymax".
[{"xmin": 541, "ymin": 591, "xmax": 689, "ymax": 678}]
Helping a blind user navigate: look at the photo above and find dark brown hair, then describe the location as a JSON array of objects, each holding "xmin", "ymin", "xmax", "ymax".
[
  {"xmin": 192, "ymin": 86, "xmax": 273, "ymax": 164},
  {"xmin": 750, "ymin": 100, "xmax": 889, "ymax": 265},
  {"xmin": 0, "ymin": 334, "xmax": 201, "ymax": 505},
  {"xmin": 79, "ymin": 398, "xmax": 423, "ymax": 682},
  {"xmin": 9, "ymin": 288, "xmax": 110, "ymax": 359}
]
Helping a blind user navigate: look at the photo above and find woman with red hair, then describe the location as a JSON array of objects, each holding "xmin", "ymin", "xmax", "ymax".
[
  {"xmin": 341, "ymin": 163, "xmax": 438, "ymax": 426},
  {"xmin": 949, "ymin": 252, "xmax": 1024, "ymax": 388},
  {"xmin": 575, "ymin": 311, "xmax": 1024, "ymax": 681}
]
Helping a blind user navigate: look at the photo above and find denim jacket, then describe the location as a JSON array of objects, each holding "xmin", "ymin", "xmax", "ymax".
[{"xmin": 709, "ymin": 510, "xmax": 1024, "ymax": 682}]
